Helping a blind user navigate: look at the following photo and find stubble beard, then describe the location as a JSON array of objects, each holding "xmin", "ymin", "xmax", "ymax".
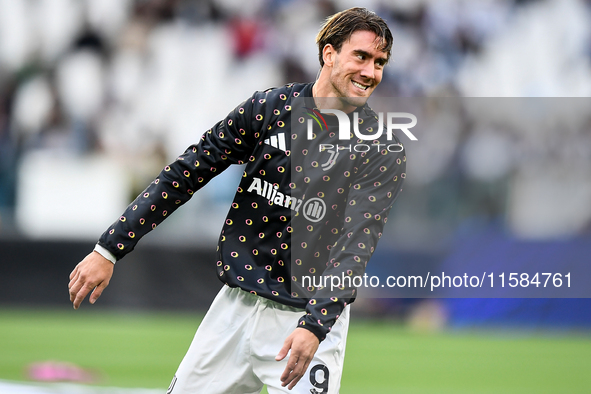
[{"xmin": 329, "ymin": 75, "xmax": 370, "ymax": 110}]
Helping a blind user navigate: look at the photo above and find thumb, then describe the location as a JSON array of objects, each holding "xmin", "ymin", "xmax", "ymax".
[{"xmin": 275, "ymin": 337, "xmax": 292, "ymax": 361}]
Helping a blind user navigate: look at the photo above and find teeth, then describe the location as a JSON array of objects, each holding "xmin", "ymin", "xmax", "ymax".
[{"xmin": 352, "ymin": 81, "xmax": 368, "ymax": 90}]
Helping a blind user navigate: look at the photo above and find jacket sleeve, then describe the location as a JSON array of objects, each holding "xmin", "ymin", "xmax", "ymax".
[
  {"xmin": 97, "ymin": 92, "xmax": 268, "ymax": 260},
  {"xmin": 298, "ymin": 143, "xmax": 406, "ymax": 341}
]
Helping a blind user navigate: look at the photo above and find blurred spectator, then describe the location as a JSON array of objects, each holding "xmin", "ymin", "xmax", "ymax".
[{"xmin": 0, "ymin": 0, "xmax": 590, "ymax": 243}]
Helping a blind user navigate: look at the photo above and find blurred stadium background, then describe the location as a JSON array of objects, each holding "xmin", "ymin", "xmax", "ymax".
[{"xmin": 1, "ymin": 0, "xmax": 591, "ymax": 392}]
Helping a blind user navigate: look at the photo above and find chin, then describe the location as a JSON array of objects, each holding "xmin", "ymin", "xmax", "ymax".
[{"xmin": 342, "ymin": 96, "xmax": 369, "ymax": 108}]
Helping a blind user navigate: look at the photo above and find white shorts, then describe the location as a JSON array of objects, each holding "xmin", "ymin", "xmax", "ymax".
[{"xmin": 167, "ymin": 285, "xmax": 350, "ymax": 394}]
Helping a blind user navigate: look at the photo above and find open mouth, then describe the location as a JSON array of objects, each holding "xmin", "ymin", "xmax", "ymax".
[{"xmin": 352, "ymin": 80, "xmax": 370, "ymax": 91}]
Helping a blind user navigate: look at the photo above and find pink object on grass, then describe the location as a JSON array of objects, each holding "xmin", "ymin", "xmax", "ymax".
[{"xmin": 27, "ymin": 361, "xmax": 99, "ymax": 383}]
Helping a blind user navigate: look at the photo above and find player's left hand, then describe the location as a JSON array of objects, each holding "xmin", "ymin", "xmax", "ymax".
[{"xmin": 275, "ymin": 327, "xmax": 320, "ymax": 390}]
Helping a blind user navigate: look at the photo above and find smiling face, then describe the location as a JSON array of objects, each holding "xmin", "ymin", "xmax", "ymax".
[{"xmin": 314, "ymin": 30, "xmax": 388, "ymax": 112}]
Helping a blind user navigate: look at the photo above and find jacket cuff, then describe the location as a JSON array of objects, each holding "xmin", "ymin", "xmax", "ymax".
[
  {"xmin": 297, "ymin": 314, "xmax": 329, "ymax": 342},
  {"xmin": 94, "ymin": 243, "xmax": 117, "ymax": 264}
]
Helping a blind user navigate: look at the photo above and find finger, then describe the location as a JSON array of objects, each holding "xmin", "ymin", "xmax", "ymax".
[
  {"xmin": 280, "ymin": 354, "xmax": 299, "ymax": 386},
  {"xmin": 69, "ymin": 266, "xmax": 79, "ymax": 281},
  {"xmin": 287, "ymin": 374, "xmax": 304, "ymax": 390},
  {"xmin": 287, "ymin": 357, "xmax": 313, "ymax": 390},
  {"xmin": 69, "ymin": 276, "xmax": 84, "ymax": 303},
  {"xmin": 89, "ymin": 280, "xmax": 109, "ymax": 304},
  {"xmin": 73, "ymin": 283, "xmax": 95, "ymax": 310},
  {"xmin": 275, "ymin": 339, "xmax": 291, "ymax": 361},
  {"xmin": 283, "ymin": 360, "xmax": 305, "ymax": 389},
  {"xmin": 68, "ymin": 270, "xmax": 80, "ymax": 291},
  {"xmin": 68, "ymin": 271, "xmax": 88, "ymax": 298},
  {"xmin": 283, "ymin": 368, "xmax": 303, "ymax": 390}
]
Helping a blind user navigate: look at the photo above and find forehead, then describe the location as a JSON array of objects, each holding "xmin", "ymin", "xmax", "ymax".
[{"xmin": 342, "ymin": 30, "xmax": 388, "ymax": 58}]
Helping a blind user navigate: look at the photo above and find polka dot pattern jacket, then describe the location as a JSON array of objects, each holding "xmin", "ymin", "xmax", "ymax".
[{"xmin": 98, "ymin": 82, "xmax": 406, "ymax": 341}]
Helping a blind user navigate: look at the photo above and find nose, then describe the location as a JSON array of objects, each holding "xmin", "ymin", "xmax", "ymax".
[{"xmin": 359, "ymin": 61, "xmax": 375, "ymax": 81}]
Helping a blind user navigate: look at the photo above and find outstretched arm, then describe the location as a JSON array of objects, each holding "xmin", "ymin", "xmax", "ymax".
[{"xmin": 67, "ymin": 90, "xmax": 266, "ymax": 308}]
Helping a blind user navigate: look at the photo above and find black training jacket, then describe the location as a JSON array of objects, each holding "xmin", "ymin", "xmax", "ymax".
[{"xmin": 98, "ymin": 82, "xmax": 406, "ymax": 341}]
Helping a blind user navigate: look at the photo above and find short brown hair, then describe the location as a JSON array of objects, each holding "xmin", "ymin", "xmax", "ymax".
[{"xmin": 316, "ymin": 7, "xmax": 393, "ymax": 67}]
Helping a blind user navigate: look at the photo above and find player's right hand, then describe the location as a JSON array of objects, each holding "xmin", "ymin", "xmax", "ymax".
[{"xmin": 68, "ymin": 251, "xmax": 114, "ymax": 309}]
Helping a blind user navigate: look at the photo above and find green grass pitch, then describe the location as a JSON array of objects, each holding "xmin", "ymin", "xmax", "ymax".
[{"xmin": 0, "ymin": 308, "xmax": 590, "ymax": 393}]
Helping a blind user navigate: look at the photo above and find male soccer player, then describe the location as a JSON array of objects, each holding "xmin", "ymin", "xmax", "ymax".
[{"xmin": 69, "ymin": 7, "xmax": 405, "ymax": 393}]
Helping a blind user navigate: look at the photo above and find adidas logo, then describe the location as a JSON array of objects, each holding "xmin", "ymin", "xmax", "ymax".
[{"xmin": 264, "ymin": 132, "xmax": 287, "ymax": 152}]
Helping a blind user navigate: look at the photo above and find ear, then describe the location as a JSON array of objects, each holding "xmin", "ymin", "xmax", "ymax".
[{"xmin": 322, "ymin": 44, "xmax": 336, "ymax": 67}]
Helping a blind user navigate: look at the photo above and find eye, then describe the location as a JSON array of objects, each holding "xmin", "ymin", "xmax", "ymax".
[{"xmin": 357, "ymin": 54, "xmax": 365, "ymax": 60}]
